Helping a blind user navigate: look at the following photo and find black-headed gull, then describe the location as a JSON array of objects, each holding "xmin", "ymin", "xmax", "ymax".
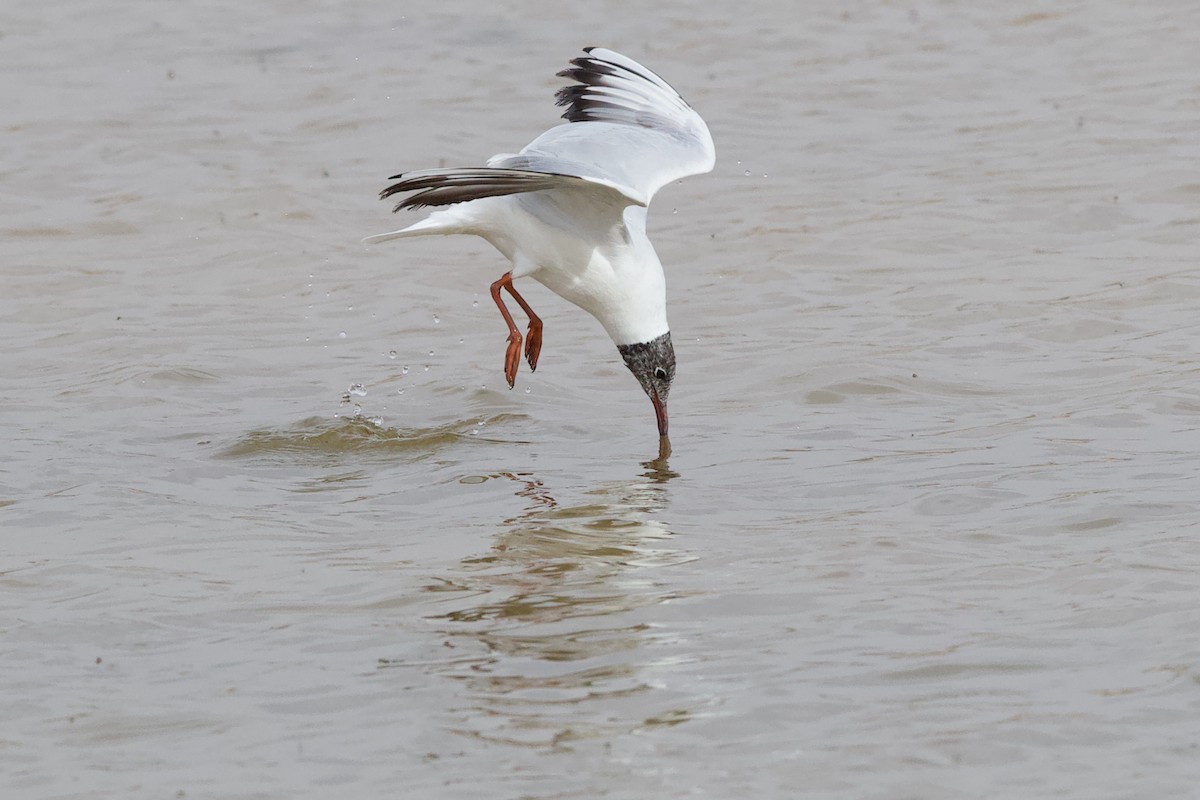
[{"xmin": 365, "ymin": 48, "xmax": 715, "ymax": 457}]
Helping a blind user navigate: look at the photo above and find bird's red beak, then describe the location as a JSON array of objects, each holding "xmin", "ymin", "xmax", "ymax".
[
  {"xmin": 651, "ymin": 389, "xmax": 668, "ymax": 438},
  {"xmin": 651, "ymin": 390, "xmax": 671, "ymax": 460}
]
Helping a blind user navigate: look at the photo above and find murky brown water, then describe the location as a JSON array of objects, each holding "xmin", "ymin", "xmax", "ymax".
[{"xmin": 4, "ymin": 1, "xmax": 1200, "ymax": 797}]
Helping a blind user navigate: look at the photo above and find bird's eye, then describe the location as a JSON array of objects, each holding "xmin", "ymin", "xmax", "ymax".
[{"xmin": 654, "ymin": 367, "xmax": 668, "ymax": 380}]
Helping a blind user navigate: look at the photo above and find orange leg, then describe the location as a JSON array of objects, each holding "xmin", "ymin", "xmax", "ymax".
[
  {"xmin": 505, "ymin": 281, "xmax": 543, "ymax": 372},
  {"xmin": 489, "ymin": 273, "xmax": 543, "ymax": 388}
]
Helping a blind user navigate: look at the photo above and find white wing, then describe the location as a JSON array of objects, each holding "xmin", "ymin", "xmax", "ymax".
[
  {"xmin": 372, "ymin": 48, "xmax": 714, "ymax": 216},
  {"xmin": 497, "ymin": 47, "xmax": 715, "ymax": 206}
]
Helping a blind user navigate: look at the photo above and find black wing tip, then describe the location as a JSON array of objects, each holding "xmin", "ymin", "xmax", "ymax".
[
  {"xmin": 380, "ymin": 181, "xmax": 406, "ymax": 202},
  {"xmin": 557, "ymin": 48, "xmax": 598, "ymax": 78},
  {"xmin": 379, "ymin": 172, "xmax": 406, "ymax": 199},
  {"xmin": 556, "ymin": 50, "xmax": 633, "ymax": 123},
  {"xmin": 378, "ymin": 169, "xmax": 579, "ymax": 212},
  {"xmin": 554, "ymin": 85, "xmax": 584, "ymax": 107}
]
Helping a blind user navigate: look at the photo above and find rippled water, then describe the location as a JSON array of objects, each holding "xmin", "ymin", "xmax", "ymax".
[{"xmin": 4, "ymin": 1, "xmax": 1200, "ymax": 797}]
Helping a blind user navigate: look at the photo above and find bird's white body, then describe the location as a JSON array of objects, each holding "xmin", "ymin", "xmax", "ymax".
[
  {"xmin": 374, "ymin": 191, "xmax": 666, "ymax": 345},
  {"xmin": 365, "ymin": 48, "xmax": 714, "ymax": 348}
]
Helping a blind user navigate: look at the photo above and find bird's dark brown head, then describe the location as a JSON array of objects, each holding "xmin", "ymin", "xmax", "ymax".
[{"xmin": 618, "ymin": 331, "xmax": 675, "ymax": 439}]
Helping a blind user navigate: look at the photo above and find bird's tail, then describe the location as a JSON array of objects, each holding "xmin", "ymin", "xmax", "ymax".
[{"xmin": 361, "ymin": 214, "xmax": 459, "ymax": 245}]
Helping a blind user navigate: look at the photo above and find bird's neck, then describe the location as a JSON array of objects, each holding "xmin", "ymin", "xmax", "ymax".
[{"xmin": 601, "ymin": 266, "xmax": 669, "ymax": 346}]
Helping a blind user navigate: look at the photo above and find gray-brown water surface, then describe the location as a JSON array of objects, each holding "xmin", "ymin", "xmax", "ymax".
[{"xmin": 4, "ymin": 1, "xmax": 1200, "ymax": 797}]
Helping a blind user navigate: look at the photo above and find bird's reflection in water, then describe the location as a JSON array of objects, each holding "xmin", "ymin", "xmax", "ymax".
[
  {"xmin": 642, "ymin": 449, "xmax": 679, "ymax": 483},
  {"xmin": 418, "ymin": 467, "xmax": 694, "ymax": 748}
]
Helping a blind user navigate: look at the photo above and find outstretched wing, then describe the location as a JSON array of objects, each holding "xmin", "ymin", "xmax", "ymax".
[
  {"xmin": 378, "ymin": 167, "xmax": 620, "ymax": 211},
  {"xmin": 512, "ymin": 47, "xmax": 716, "ymax": 205},
  {"xmin": 375, "ymin": 48, "xmax": 714, "ymax": 215}
]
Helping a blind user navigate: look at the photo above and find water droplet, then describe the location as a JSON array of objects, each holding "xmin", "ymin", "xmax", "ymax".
[
  {"xmin": 458, "ymin": 338, "xmax": 464, "ymax": 345},
  {"xmin": 524, "ymin": 387, "xmax": 530, "ymax": 394},
  {"xmin": 433, "ymin": 314, "xmax": 440, "ymax": 324},
  {"xmin": 347, "ymin": 306, "xmax": 354, "ymax": 311},
  {"xmin": 472, "ymin": 300, "xmax": 479, "ymax": 308},
  {"xmin": 401, "ymin": 365, "xmax": 409, "ymax": 375},
  {"xmin": 397, "ymin": 388, "xmax": 405, "ymax": 394},
  {"xmin": 304, "ymin": 336, "xmax": 310, "ymax": 342},
  {"xmin": 338, "ymin": 331, "xmax": 347, "ymax": 338},
  {"xmin": 428, "ymin": 349, "xmax": 434, "ymax": 357},
  {"xmin": 423, "ymin": 365, "xmax": 429, "ymax": 371},
  {"xmin": 744, "ymin": 169, "xmax": 751, "ymax": 176},
  {"xmin": 348, "ymin": 383, "xmax": 367, "ymax": 397},
  {"xmin": 388, "ymin": 350, "xmax": 397, "ymax": 359},
  {"xmin": 672, "ymin": 208, "xmax": 678, "ymax": 215}
]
